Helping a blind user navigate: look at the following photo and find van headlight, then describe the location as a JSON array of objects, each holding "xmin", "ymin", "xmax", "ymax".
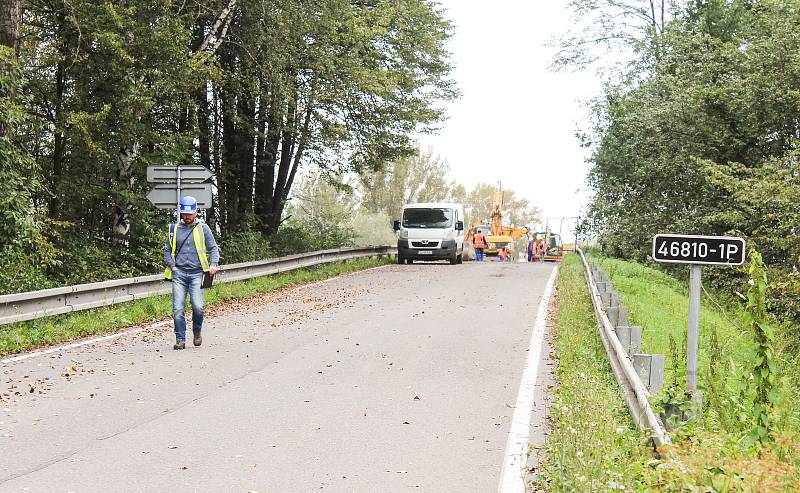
[{"xmin": 399, "ymin": 230, "xmax": 408, "ymax": 239}]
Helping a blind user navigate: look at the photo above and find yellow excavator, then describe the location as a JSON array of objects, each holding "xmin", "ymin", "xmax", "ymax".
[{"xmin": 466, "ymin": 183, "xmax": 529, "ymax": 257}]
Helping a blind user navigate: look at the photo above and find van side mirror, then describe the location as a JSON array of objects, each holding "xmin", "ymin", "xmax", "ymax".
[
  {"xmin": 455, "ymin": 221, "xmax": 464, "ymax": 231},
  {"xmin": 393, "ymin": 220, "xmax": 401, "ymax": 231}
]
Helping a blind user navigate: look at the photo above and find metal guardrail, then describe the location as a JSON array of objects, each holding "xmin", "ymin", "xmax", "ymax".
[
  {"xmin": 0, "ymin": 246, "xmax": 397, "ymax": 326},
  {"xmin": 576, "ymin": 247, "xmax": 670, "ymax": 448}
]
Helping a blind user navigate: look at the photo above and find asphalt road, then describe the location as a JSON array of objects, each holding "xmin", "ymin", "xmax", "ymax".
[{"xmin": 1, "ymin": 260, "xmax": 557, "ymax": 493}]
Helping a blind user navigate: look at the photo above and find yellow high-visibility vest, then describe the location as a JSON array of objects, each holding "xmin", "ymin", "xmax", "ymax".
[{"xmin": 164, "ymin": 223, "xmax": 209, "ymax": 280}]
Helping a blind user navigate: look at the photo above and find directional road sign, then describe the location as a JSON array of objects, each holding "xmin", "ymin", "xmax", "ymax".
[
  {"xmin": 147, "ymin": 165, "xmax": 213, "ymax": 183},
  {"xmin": 652, "ymin": 234, "xmax": 746, "ymax": 266},
  {"xmin": 147, "ymin": 183, "xmax": 213, "ymax": 209}
]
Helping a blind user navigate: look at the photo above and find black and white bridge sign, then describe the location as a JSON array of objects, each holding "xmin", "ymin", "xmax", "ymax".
[{"xmin": 652, "ymin": 234, "xmax": 746, "ymax": 266}]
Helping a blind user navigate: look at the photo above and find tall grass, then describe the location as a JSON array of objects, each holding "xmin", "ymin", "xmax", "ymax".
[{"xmin": 533, "ymin": 254, "xmax": 652, "ymax": 491}]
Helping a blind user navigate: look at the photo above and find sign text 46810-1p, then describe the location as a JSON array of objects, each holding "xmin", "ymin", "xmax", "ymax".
[{"xmin": 652, "ymin": 234, "xmax": 745, "ymax": 266}]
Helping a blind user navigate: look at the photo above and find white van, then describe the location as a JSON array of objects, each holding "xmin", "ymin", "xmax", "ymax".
[{"xmin": 393, "ymin": 202, "xmax": 465, "ymax": 265}]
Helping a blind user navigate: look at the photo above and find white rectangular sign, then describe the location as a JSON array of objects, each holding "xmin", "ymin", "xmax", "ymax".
[
  {"xmin": 147, "ymin": 165, "xmax": 213, "ymax": 183},
  {"xmin": 146, "ymin": 183, "xmax": 213, "ymax": 209},
  {"xmin": 652, "ymin": 234, "xmax": 746, "ymax": 265}
]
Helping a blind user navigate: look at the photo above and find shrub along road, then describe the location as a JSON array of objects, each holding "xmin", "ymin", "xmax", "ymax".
[{"xmin": 1, "ymin": 261, "xmax": 556, "ymax": 491}]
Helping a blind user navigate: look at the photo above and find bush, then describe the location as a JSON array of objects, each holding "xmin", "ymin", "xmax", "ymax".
[{"xmin": 349, "ymin": 211, "xmax": 395, "ymax": 246}]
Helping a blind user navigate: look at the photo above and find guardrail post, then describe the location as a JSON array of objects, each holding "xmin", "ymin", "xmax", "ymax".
[
  {"xmin": 633, "ymin": 354, "xmax": 665, "ymax": 394},
  {"xmin": 614, "ymin": 325, "xmax": 643, "ymax": 355},
  {"xmin": 599, "ymin": 285, "xmax": 612, "ymax": 307},
  {"xmin": 609, "ymin": 290, "xmax": 620, "ymax": 308},
  {"xmin": 614, "ymin": 325, "xmax": 631, "ymax": 354},
  {"xmin": 617, "ymin": 305, "xmax": 629, "ymax": 327},
  {"xmin": 607, "ymin": 300, "xmax": 628, "ymax": 326},
  {"xmin": 607, "ymin": 305, "xmax": 619, "ymax": 327}
]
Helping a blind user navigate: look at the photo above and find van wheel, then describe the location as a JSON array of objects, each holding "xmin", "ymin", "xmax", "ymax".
[
  {"xmin": 406, "ymin": 259, "xmax": 414, "ymax": 264},
  {"xmin": 456, "ymin": 253, "xmax": 463, "ymax": 264},
  {"xmin": 449, "ymin": 253, "xmax": 458, "ymax": 265},
  {"xmin": 397, "ymin": 255, "xmax": 404, "ymax": 265}
]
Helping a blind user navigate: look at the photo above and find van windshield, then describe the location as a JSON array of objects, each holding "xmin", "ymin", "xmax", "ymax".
[{"xmin": 402, "ymin": 208, "xmax": 453, "ymax": 228}]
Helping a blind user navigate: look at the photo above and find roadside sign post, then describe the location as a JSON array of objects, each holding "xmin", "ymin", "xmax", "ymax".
[
  {"xmin": 146, "ymin": 165, "xmax": 214, "ymax": 218},
  {"xmin": 686, "ymin": 264, "xmax": 702, "ymax": 393},
  {"xmin": 652, "ymin": 234, "xmax": 746, "ymax": 397}
]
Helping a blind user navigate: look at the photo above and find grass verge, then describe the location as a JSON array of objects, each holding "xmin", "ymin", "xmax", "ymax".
[
  {"xmin": 0, "ymin": 257, "xmax": 392, "ymax": 357},
  {"xmin": 536, "ymin": 252, "xmax": 800, "ymax": 491},
  {"xmin": 532, "ymin": 253, "xmax": 653, "ymax": 491}
]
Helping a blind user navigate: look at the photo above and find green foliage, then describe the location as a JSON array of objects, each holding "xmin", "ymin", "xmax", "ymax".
[
  {"xmin": 0, "ymin": 46, "xmax": 59, "ymax": 294},
  {"xmin": 551, "ymin": 253, "xmax": 800, "ymax": 490},
  {"xmin": 578, "ymin": 0, "xmax": 800, "ymax": 328},
  {"xmin": 0, "ymin": 0, "xmax": 459, "ymax": 293}
]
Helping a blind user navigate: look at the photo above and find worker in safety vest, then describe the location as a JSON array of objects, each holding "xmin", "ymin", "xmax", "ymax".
[
  {"xmin": 473, "ymin": 229, "xmax": 487, "ymax": 262},
  {"xmin": 164, "ymin": 196, "xmax": 220, "ymax": 350},
  {"xmin": 499, "ymin": 246, "xmax": 510, "ymax": 262},
  {"xmin": 537, "ymin": 239, "xmax": 546, "ymax": 262}
]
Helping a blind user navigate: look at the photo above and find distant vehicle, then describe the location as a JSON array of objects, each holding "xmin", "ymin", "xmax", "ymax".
[
  {"xmin": 393, "ymin": 203, "xmax": 465, "ymax": 265},
  {"xmin": 532, "ymin": 230, "xmax": 563, "ymax": 262},
  {"xmin": 464, "ymin": 183, "xmax": 529, "ymax": 258}
]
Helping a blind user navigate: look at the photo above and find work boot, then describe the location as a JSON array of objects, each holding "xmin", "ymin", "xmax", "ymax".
[
  {"xmin": 193, "ymin": 333, "xmax": 202, "ymax": 347},
  {"xmin": 173, "ymin": 340, "xmax": 185, "ymax": 350}
]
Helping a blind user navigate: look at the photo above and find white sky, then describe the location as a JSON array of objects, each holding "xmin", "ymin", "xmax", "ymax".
[{"xmin": 417, "ymin": 0, "xmax": 602, "ymax": 241}]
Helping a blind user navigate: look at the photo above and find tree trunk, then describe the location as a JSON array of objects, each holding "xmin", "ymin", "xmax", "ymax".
[
  {"xmin": 197, "ymin": 81, "xmax": 212, "ymax": 170},
  {"xmin": 269, "ymin": 85, "xmax": 297, "ymax": 234},
  {"xmin": 0, "ymin": 0, "xmax": 21, "ymax": 55},
  {"xmin": 235, "ymin": 90, "xmax": 256, "ymax": 220},
  {"xmin": 50, "ymin": 55, "xmax": 66, "ymax": 213}
]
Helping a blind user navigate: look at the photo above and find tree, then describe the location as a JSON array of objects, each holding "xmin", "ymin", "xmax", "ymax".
[
  {"xmin": 462, "ymin": 183, "xmax": 540, "ymax": 227},
  {"xmin": 359, "ymin": 147, "xmax": 458, "ymax": 220},
  {"xmin": 550, "ymin": 0, "xmax": 675, "ymax": 72}
]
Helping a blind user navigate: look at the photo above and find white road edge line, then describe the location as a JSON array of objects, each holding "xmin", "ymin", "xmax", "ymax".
[
  {"xmin": 0, "ymin": 321, "xmax": 170, "ymax": 366},
  {"xmin": 2, "ymin": 262, "xmax": 393, "ymax": 366},
  {"xmin": 498, "ymin": 265, "xmax": 559, "ymax": 493}
]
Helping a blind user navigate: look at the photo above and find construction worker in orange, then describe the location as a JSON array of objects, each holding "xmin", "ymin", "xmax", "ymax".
[
  {"xmin": 474, "ymin": 229, "xmax": 487, "ymax": 262},
  {"xmin": 499, "ymin": 246, "xmax": 509, "ymax": 262}
]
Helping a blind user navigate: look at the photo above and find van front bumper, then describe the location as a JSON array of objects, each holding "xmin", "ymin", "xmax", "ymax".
[{"xmin": 398, "ymin": 239, "xmax": 457, "ymax": 260}]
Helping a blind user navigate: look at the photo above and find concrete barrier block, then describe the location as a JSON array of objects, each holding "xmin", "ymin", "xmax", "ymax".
[{"xmin": 609, "ymin": 291, "xmax": 620, "ymax": 308}]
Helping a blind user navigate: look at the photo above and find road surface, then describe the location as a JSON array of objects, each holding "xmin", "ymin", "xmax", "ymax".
[{"xmin": 1, "ymin": 260, "xmax": 556, "ymax": 492}]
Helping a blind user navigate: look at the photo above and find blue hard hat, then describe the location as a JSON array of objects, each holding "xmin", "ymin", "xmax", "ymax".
[{"xmin": 179, "ymin": 196, "xmax": 198, "ymax": 213}]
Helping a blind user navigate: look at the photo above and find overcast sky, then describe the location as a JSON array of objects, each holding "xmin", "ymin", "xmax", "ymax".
[{"xmin": 417, "ymin": 1, "xmax": 602, "ymax": 240}]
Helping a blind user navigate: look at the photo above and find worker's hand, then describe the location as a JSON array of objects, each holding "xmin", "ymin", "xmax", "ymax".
[
  {"xmin": 208, "ymin": 265, "xmax": 219, "ymax": 275},
  {"xmin": 171, "ymin": 266, "xmax": 177, "ymax": 272}
]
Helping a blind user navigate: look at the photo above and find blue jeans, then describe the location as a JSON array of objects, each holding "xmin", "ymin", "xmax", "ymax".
[
  {"xmin": 475, "ymin": 248, "xmax": 484, "ymax": 261},
  {"xmin": 172, "ymin": 270, "xmax": 205, "ymax": 341}
]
